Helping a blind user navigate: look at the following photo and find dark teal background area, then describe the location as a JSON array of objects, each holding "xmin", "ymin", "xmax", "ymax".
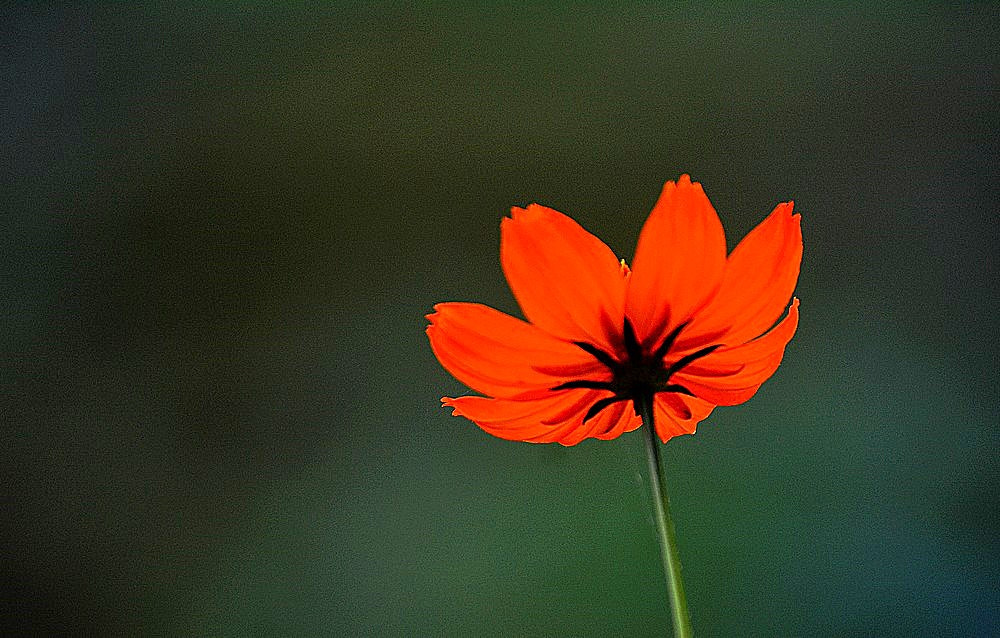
[{"xmin": 5, "ymin": 4, "xmax": 998, "ymax": 636}]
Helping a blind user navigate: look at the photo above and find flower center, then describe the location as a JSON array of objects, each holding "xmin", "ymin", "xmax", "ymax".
[{"xmin": 552, "ymin": 319, "xmax": 720, "ymax": 422}]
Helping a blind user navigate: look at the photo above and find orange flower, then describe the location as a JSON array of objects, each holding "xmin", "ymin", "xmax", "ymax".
[{"xmin": 427, "ymin": 175, "xmax": 802, "ymax": 445}]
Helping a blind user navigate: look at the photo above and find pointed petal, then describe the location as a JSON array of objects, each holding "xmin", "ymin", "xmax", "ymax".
[
  {"xmin": 427, "ymin": 303, "xmax": 607, "ymax": 399},
  {"xmin": 679, "ymin": 202, "xmax": 802, "ymax": 349},
  {"xmin": 675, "ymin": 299, "xmax": 799, "ymax": 406},
  {"xmin": 625, "ymin": 175, "xmax": 728, "ymax": 349},
  {"xmin": 443, "ymin": 389, "xmax": 622, "ymax": 444},
  {"xmin": 501, "ymin": 204, "xmax": 626, "ymax": 350}
]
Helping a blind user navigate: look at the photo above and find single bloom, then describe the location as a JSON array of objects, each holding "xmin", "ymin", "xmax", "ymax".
[{"xmin": 426, "ymin": 175, "xmax": 802, "ymax": 445}]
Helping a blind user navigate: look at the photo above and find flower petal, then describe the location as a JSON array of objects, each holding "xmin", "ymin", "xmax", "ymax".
[
  {"xmin": 547, "ymin": 399, "xmax": 625, "ymax": 446},
  {"xmin": 659, "ymin": 392, "xmax": 716, "ymax": 423},
  {"xmin": 443, "ymin": 389, "xmax": 621, "ymax": 444},
  {"xmin": 427, "ymin": 303, "xmax": 607, "ymax": 399},
  {"xmin": 678, "ymin": 201, "xmax": 802, "ymax": 349},
  {"xmin": 625, "ymin": 175, "xmax": 728, "ymax": 349},
  {"xmin": 674, "ymin": 298, "xmax": 799, "ymax": 406},
  {"xmin": 501, "ymin": 204, "xmax": 626, "ymax": 351},
  {"xmin": 593, "ymin": 402, "xmax": 643, "ymax": 441},
  {"xmin": 651, "ymin": 393, "xmax": 716, "ymax": 442},
  {"xmin": 653, "ymin": 395, "xmax": 695, "ymax": 442}
]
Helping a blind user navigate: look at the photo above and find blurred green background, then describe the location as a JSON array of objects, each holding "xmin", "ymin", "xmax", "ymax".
[{"xmin": 5, "ymin": 3, "xmax": 998, "ymax": 636}]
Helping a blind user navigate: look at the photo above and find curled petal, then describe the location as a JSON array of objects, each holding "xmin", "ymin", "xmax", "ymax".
[
  {"xmin": 679, "ymin": 201, "xmax": 802, "ymax": 349},
  {"xmin": 652, "ymin": 393, "xmax": 715, "ymax": 442},
  {"xmin": 443, "ymin": 389, "xmax": 618, "ymax": 445},
  {"xmin": 653, "ymin": 395, "xmax": 696, "ymax": 442},
  {"xmin": 501, "ymin": 204, "xmax": 626, "ymax": 351},
  {"xmin": 427, "ymin": 303, "xmax": 608, "ymax": 399},
  {"xmin": 675, "ymin": 299, "xmax": 800, "ymax": 406},
  {"xmin": 594, "ymin": 403, "xmax": 643, "ymax": 441},
  {"xmin": 626, "ymin": 175, "xmax": 728, "ymax": 349},
  {"xmin": 660, "ymin": 392, "xmax": 715, "ymax": 423},
  {"xmin": 546, "ymin": 398, "xmax": 627, "ymax": 446}
]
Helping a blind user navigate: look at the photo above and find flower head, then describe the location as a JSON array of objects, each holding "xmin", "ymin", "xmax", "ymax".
[{"xmin": 427, "ymin": 175, "xmax": 802, "ymax": 445}]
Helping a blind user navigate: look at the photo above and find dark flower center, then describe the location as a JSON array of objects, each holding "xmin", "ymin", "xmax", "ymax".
[{"xmin": 552, "ymin": 319, "xmax": 720, "ymax": 422}]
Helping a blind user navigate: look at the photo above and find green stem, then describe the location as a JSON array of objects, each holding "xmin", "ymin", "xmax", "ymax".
[{"xmin": 638, "ymin": 394, "xmax": 693, "ymax": 638}]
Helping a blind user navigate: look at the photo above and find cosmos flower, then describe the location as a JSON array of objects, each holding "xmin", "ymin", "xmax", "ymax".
[{"xmin": 427, "ymin": 175, "xmax": 802, "ymax": 445}]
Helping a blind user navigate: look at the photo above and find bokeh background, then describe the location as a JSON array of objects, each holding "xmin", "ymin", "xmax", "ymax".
[{"xmin": 5, "ymin": 4, "xmax": 998, "ymax": 636}]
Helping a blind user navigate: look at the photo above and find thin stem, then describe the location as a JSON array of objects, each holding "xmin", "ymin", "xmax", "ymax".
[{"xmin": 638, "ymin": 394, "xmax": 693, "ymax": 638}]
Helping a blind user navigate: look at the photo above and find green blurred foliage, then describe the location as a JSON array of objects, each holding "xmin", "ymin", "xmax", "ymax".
[{"xmin": 4, "ymin": 3, "xmax": 997, "ymax": 636}]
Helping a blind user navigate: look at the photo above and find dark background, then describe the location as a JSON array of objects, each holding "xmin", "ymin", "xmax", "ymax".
[{"xmin": 5, "ymin": 4, "xmax": 998, "ymax": 636}]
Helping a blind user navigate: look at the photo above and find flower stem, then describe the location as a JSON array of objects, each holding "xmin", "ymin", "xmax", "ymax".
[{"xmin": 638, "ymin": 394, "xmax": 693, "ymax": 638}]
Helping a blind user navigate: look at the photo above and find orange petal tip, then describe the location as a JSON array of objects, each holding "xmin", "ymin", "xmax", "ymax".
[{"xmin": 507, "ymin": 204, "xmax": 538, "ymax": 220}]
